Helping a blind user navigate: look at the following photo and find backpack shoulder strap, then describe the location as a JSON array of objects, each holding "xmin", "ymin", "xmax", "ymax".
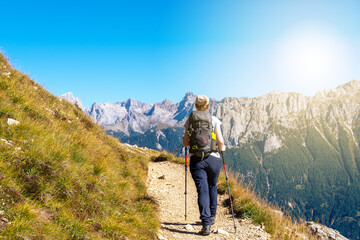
[{"xmin": 188, "ymin": 111, "xmax": 194, "ymax": 128}]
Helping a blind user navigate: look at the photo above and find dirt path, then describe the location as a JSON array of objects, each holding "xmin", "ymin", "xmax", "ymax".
[{"xmin": 147, "ymin": 161, "xmax": 271, "ymax": 240}]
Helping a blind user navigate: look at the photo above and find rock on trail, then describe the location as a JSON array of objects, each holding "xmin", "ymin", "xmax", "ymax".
[{"xmin": 147, "ymin": 161, "xmax": 271, "ymax": 240}]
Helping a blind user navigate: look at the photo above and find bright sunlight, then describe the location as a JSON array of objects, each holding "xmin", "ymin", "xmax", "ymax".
[{"xmin": 273, "ymin": 25, "xmax": 350, "ymax": 94}]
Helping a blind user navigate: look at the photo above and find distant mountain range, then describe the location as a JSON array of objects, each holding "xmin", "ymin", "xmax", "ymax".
[
  {"xmin": 62, "ymin": 80, "xmax": 360, "ymax": 239},
  {"xmin": 86, "ymin": 92, "xmax": 194, "ymax": 138}
]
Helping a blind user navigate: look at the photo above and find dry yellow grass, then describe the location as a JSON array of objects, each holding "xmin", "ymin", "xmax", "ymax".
[{"xmin": 217, "ymin": 170, "xmax": 317, "ymax": 239}]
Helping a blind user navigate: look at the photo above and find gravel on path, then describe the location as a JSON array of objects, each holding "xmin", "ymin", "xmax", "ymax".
[{"xmin": 147, "ymin": 161, "xmax": 271, "ymax": 240}]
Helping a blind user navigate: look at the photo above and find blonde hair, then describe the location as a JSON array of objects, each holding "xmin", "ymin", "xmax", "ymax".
[{"xmin": 195, "ymin": 95, "xmax": 209, "ymax": 111}]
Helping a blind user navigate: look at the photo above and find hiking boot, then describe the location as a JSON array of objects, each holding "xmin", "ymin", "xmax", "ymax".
[
  {"xmin": 211, "ymin": 216, "xmax": 215, "ymax": 225},
  {"xmin": 200, "ymin": 225, "xmax": 211, "ymax": 236}
]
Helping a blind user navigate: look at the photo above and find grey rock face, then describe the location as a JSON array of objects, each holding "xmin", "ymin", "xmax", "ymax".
[
  {"xmin": 263, "ymin": 134, "xmax": 282, "ymax": 153},
  {"xmin": 173, "ymin": 92, "xmax": 196, "ymax": 124},
  {"xmin": 306, "ymin": 222, "xmax": 348, "ymax": 240},
  {"xmin": 86, "ymin": 99, "xmax": 154, "ymax": 135},
  {"xmin": 210, "ymin": 80, "xmax": 360, "ymax": 149}
]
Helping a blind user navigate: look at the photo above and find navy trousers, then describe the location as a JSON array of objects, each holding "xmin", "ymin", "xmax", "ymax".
[{"xmin": 190, "ymin": 154, "xmax": 222, "ymax": 226}]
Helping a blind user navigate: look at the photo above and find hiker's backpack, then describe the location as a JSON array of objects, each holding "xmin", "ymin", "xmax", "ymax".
[{"xmin": 188, "ymin": 111, "xmax": 217, "ymax": 157}]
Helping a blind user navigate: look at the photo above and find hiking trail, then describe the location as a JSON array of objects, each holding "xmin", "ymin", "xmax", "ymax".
[{"xmin": 147, "ymin": 160, "xmax": 271, "ymax": 240}]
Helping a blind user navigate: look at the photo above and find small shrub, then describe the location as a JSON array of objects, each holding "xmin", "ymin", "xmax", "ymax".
[
  {"xmin": 0, "ymin": 185, "xmax": 25, "ymax": 205},
  {"xmin": 121, "ymin": 169, "xmax": 131, "ymax": 178},
  {"xmin": 74, "ymin": 103, "xmax": 82, "ymax": 111},
  {"xmin": 36, "ymin": 161, "xmax": 56, "ymax": 178},
  {"xmin": 93, "ymin": 164, "xmax": 104, "ymax": 176},
  {"xmin": 0, "ymin": 107, "xmax": 13, "ymax": 118},
  {"xmin": 151, "ymin": 152, "xmax": 183, "ymax": 163},
  {"xmin": 0, "ymin": 81, "xmax": 9, "ymax": 90},
  {"xmin": 136, "ymin": 195, "xmax": 158, "ymax": 206},
  {"xmin": 21, "ymin": 174, "xmax": 42, "ymax": 199},
  {"xmin": 12, "ymin": 94, "xmax": 23, "ymax": 104},
  {"xmin": 151, "ymin": 154, "xmax": 168, "ymax": 162},
  {"xmin": 80, "ymin": 117, "xmax": 94, "ymax": 130},
  {"xmin": 73, "ymin": 109, "xmax": 82, "ymax": 118},
  {"xmin": 56, "ymin": 178, "xmax": 75, "ymax": 200},
  {"xmin": 85, "ymin": 182, "xmax": 96, "ymax": 192},
  {"xmin": 53, "ymin": 109, "xmax": 68, "ymax": 121},
  {"xmin": 90, "ymin": 221, "xmax": 102, "ymax": 232},
  {"xmin": 0, "ymin": 109, "xmax": 6, "ymax": 118}
]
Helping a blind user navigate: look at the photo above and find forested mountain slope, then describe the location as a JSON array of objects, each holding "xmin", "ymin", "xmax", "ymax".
[{"xmin": 216, "ymin": 81, "xmax": 360, "ymax": 239}]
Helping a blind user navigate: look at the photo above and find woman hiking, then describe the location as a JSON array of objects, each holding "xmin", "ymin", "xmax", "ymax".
[{"xmin": 182, "ymin": 94, "xmax": 226, "ymax": 236}]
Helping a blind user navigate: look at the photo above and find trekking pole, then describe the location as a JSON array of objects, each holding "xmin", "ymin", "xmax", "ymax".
[
  {"xmin": 184, "ymin": 147, "xmax": 188, "ymax": 221},
  {"xmin": 220, "ymin": 151, "xmax": 237, "ymax": 233}
]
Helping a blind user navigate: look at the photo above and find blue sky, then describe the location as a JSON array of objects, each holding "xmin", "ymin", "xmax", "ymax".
[{"xmin": 1, "ymin": 0, "xmax": 359, "ymax": 107}]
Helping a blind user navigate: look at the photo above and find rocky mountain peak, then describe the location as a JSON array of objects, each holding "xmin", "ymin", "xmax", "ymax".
[
  {"xmin": 337, "ymin": 79, "xmax": 360, "ymax": 90},
  {"xmin": 173, "ymin": 92, "xmax": 196, "ymax": 123},
  {"xmin": 124, "ymin": 98, "xmax": 148, "ymax": 110},
  {"xmin": 154, "ymin": 99, "xmax": 176, "ymax": 109},
  {"xmin": 315, "ymin": 80, "xmax": 360, "ymax": 99},
  {"xmin": 184, "ymin": 91, "xmax": 195, "ymax": 98},
  {"xmin": 161, "ymin": 98, "xmax": 173, "ymax": 104}
]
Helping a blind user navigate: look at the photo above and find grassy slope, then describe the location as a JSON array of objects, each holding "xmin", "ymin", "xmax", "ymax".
[{"xmin": 0, "ymin": 53, "xmax": 159, "ymax": 240}]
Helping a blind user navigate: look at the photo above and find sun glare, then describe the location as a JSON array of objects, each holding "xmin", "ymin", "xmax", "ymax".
[{"xmin": 273, "ymin": 25, "xmax": 350, "ymax": 95}]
